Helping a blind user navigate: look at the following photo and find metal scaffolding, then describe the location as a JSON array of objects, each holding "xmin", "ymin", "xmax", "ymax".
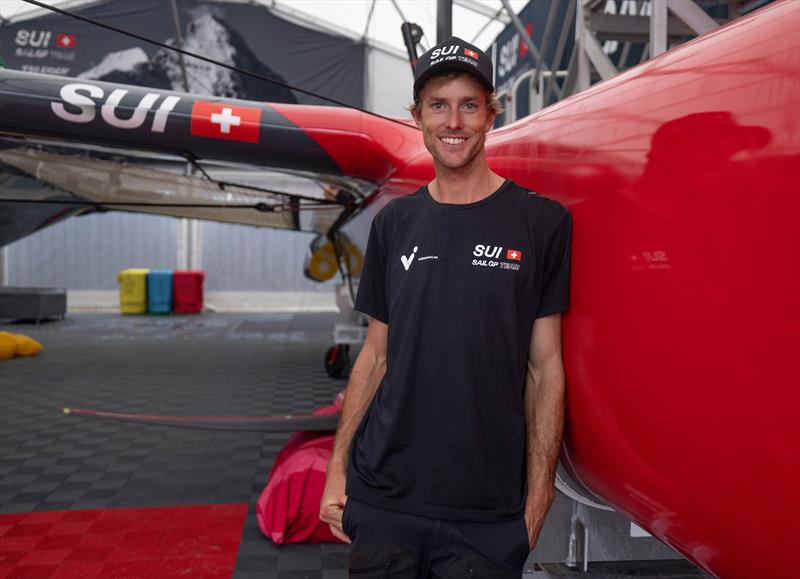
[{"xmin": 497, "ymin": 0, "xmax": 742, "ymax": 124}]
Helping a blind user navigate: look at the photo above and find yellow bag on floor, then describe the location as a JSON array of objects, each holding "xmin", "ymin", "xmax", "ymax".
[
  {"xmin": 0, "ymin": 332, "xmax": 14, "ymax": 359},
  {"xmin": 14, "ymin": 334, "xmax": 43, "ymax": 356},
  {"xmin": 0, "ymin": 331, "xmax": 44, "ymax": 359}
]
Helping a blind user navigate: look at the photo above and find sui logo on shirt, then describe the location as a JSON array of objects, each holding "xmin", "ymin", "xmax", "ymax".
[{"xmin": 472, "ymin": 244, "xmax": 522, "ymax": 270}]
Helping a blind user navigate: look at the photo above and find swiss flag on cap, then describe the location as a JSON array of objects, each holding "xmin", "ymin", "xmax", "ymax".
[
  {"xmin": 190, "ymin": 101, "xmax": 261, "ymax": 143},
  {"xmin": 57, "ymin": 34, "xmax": 76, "ymax": 48},
  {"xmin": 506, "ymin": 249, "xmax": 522, "ymax": 261},
  {"xmin": 464, "ymin": 48, "xmax": 479, "ymax": 59}
]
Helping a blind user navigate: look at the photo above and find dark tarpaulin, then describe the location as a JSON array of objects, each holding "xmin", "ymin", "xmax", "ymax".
[
  {"xmin": 213, "ymin": 1, "xmax": 365, "ymax": 108},
  {"xmin": 0, "ymin": 0, "xmax": 364, "ymax": 108}
]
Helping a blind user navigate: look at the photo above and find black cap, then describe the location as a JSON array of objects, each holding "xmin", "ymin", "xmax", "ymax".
[{"xmin": 413, "ymin": 37, "xmax": 494, "ymax": 98}]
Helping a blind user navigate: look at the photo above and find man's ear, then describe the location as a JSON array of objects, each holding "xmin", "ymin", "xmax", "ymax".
[
  {"xmin": 485, "ymin": 111, "xmax": 496, "ymax": 131},
  {"xmin": 411, "ymin": 108, "xmax": 422, "ymax": 127}
]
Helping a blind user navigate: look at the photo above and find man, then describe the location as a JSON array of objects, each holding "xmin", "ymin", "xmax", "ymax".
[{"xmin": 320, "ymin": 36, "xmax": 571, "ymax": 578}]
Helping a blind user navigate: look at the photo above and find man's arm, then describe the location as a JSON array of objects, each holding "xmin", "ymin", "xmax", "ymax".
[
  {"xmin": 319, "ymin": 317, "xmax": 388, "ymax": 543},
  {"xmin": 522, "ymin": 313, "xmax": 566, "ymax": 548}
]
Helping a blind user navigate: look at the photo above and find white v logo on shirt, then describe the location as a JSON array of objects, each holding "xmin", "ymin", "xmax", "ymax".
[{"xmin": 401, "ymin": 246, "xmax": 419, "ymax": 271}]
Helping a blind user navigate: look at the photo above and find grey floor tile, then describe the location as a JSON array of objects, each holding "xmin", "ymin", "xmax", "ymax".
[{"xmin": 1, "ymin": 313, "xmax": 346, "ymax": 575}]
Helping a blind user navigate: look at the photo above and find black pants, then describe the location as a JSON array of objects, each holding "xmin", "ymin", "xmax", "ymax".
[{"xmin": 343, "ymin": 496, "xmax": 530, "ymax": 578}]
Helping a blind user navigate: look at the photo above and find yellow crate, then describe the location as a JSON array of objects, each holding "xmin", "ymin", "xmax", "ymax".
[{"xmin": 117, "ymin": 268, "xmax": 150, "ymax": 314}]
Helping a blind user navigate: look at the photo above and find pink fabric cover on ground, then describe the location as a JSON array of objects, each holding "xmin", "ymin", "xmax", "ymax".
[{"xmin": 256, "ymin": 390, "xmax": 347, "ymax": 544}]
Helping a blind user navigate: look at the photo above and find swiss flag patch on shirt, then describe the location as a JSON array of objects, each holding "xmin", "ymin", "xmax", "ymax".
[
  {"xmin": 190, "ymin": 101, "xmax": 261, "ymax": 143},
  {"xmin": 464, "ymin": 48, "xmax": 479, "ymax": 59},
  {"xmin": 506, "ymin": 249, "xmax": 522, "ymax": 261}
]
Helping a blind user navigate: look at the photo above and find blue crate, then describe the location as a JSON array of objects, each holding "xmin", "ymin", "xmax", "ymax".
[{"xmin": 146, "ymin": 269, "xmax": 173, "ymax": 314}]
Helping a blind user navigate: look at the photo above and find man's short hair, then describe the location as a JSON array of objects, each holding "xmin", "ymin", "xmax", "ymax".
[{"xmin": 407, "ymin": 71, "xmax": 504, "ymax": 117}]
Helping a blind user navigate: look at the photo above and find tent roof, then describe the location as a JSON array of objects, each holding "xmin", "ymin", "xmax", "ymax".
[{"xmin": 0, "ymin": 0, "xmax": 529, "ymax": 56}]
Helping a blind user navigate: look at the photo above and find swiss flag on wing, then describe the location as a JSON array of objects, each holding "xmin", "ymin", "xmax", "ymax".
[
  {"xmin": 191, "ymin": 101, "xmax": 261, "ymax": 143},
  {"xmin": 506, "ymin": 249, "xmax": 522, "ymax": 261},
  {"xmin": 56, "ymin": 34, "xmax": 76, "ymax": 48},
  {"xmin": 519, "ymin": 23, "xmax": 534, "ymax": 57},
  {"xmin": 464, "ymin": 48, "xmax": 479, "ymax": 60}
]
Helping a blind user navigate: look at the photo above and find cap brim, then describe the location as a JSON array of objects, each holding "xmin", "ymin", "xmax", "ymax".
[{"xmin": 414, "ymin": 61, "xmax": 493, "ymax": 97}]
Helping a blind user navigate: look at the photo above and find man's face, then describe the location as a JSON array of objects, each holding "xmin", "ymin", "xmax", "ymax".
[{"xmin": 413, "ymin": 74, "xmax": 495, "ymax": 172}]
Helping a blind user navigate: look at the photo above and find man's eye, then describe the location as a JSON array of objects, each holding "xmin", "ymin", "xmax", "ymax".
[
  {"xmin": 431, "ymin": 103, "xmax": 444, "ymax": 110},
  {"xmin": 464, "ymin": 102, "xmax": 477, "ymax": 111}
]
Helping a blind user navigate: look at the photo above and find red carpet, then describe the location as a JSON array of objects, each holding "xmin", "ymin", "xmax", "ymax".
[{"xmin": 0, "ymin": 503, "xmax": 248, "ymax": 579}]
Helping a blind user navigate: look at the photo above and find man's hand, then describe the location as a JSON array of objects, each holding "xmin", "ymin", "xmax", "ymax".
[
  {"xmin": 523, "ymin": 486, "xmax": 555, "ymax": 549},
  {"xmin": 319, "ymin": 468, "xmax": 351, "ymax": 544},
  {"xmin": 319, "ymin": 318, "xmax": 388, "ymax": 546}
]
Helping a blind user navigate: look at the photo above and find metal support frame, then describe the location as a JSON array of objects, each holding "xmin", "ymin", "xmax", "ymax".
[
  {"xmin": 618, "ymin": 40, "xmax": 632, "ymax": 68},
  {"xmin": 389, "ymin": 0, "xmax": 409, "ymax": 25},
  {"xmin": 543, "ymin": 0, "xmax": 574, "ymax": 104},
  {"xmin": 530, "ymin": 0, "xmax": 560, "ymax": 98},
  {"xmin": 454, "ymin": 0, "xmax": 510, "ymax": 24},
  {"xmin": 569, "ymin": 0, "xmax": 592, "ymax": 96},
  {"xmin": 504, "ymin": 69, "xmax": 568, "ymax": 124},
  {"xmin": 362, "ymin": 0, "xmax": 377, "ymax": 40},
  {"xmin": 0, "ymin": 245, "xmax": 8, "ymax": 286},
  {"xmin": 539, "ymin": 70, "xmax": 567, "ymax": 111},
  {"xmin": 567, "ymin": 503, "xmax": 590, "ymax": 572},
  {"xmin": 469, "ymin": 4, "xmax": 507, "ymax": 45},
  {"xmin": 401, "ymin": 21, "xmax": 424, "ymax": 72},
  {"xmin": 436, "ymin": 0, "xmax": 452, "ymax": 44},
  {"xmin": 494, "ymin": 0, "xmax": 728, "ymax": 114},
  {"xmin": 567, "ymin": 0, "xmax": 619, "ymax": 89},
  {"xmin": 168, "ymin": 0, "xmax": 190, "ymax": 93},
  {"xmin": 390, "ymin": 0, "xmax": 425, "ymax": 52},
  {"xmin": 650, "ymin": 0, "xmax": 668, "ymax": 57},
  {"xmin": 582, "ymin": 18, "xmax": 618, "ymax": 80},
  {"xmin": 178, "ymin": 162, "xmax": 203, "ymax": 271},
  {"xmin": 589, "ymin": 12, "xmax": 719, "ymax": 42},
  {"xmin": 189, "ymin": 218, "xmax": 202, "ymax": 271},
  {"xmin": 667, "ymin": 0, "xmax": 720, "ymax": 35},
  {"xmin": 177, "ymin": 218, "xmax": 203, "ymax": 271},
  {"xmin": 177, "ymin": 218, "xmax": 190, "ymax": 270},
  {"xmin": 507, "ymin": 69, "xmax": 536, "ymax": 124},
  {"xmin": 561, "ymin": 43, "xmax": 579, "ymax": 99}
]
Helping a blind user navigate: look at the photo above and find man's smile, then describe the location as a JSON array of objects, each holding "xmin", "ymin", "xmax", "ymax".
[{"xmin": 439, "ymin": 136, "xmax": 468, "ymax": 146}]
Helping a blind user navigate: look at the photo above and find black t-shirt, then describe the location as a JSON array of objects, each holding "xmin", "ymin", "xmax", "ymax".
[{"xmin": 347, "ymin": 179, "xmax": 572, "ymax": 522}]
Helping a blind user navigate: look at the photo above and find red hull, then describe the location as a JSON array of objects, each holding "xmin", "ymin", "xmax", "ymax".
[{"xmin": 478, "ymin": 2, "xmax": 799, "ymax": 577}]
